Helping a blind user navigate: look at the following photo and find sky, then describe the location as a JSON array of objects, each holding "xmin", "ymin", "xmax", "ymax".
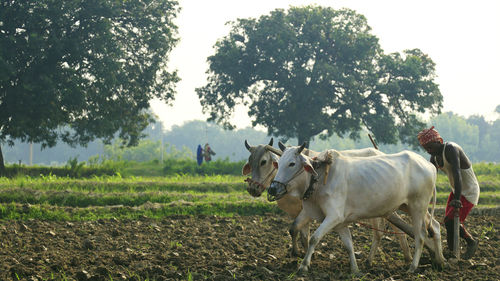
[{"xmin": 150, "ymin": 0, "xmax": 500, "ymax": 131}]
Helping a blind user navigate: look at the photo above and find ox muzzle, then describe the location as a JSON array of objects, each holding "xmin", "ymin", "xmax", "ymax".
[
  {"xmin": 267, "ymin": 180, "xmax": 287, "ymax": 202},
  {"xmin": 244, "ymin": 178, "xmax": 266, "ymax": 197}
]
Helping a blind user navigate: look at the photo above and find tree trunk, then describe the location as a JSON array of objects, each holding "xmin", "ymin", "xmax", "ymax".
[
  {"xmin": 297, "ymin": 133, "xmax": 311, "ymax": 149},
  {"xmin": 0, "ymin": 144, "xmax": 5, "ymax": 177}
]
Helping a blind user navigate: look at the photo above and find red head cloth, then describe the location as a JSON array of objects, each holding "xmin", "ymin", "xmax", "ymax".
[{"xmin": 417, "ymin": 126, "xmax": 443, "ymax": 146}]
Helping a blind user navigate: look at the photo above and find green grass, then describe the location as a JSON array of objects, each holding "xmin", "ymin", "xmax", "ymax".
[
  {"xmin": 0, "ymin": 201, "xmax": 280, "ymax": 220},
  {"xmin": 0, "ymin": 173, "xmax": 498, "ymax": 221}
]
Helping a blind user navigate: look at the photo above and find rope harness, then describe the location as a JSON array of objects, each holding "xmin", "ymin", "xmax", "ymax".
[
  {"xmin": 244, "ymin": 166, "xmax": 277, "ymax": 195},
  {"xmin": 302, "ymin": 158, "xmax": 330, "ymax": 200},
  {"xmin": 268, "ymin": 168, "xmax": 305, "ymax": 201}
]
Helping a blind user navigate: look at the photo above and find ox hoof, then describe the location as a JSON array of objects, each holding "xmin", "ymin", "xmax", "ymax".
[
  {"xmin": 351, "ymin": 269, "xmax": 362, "ymax": 277},
  {"xmin": 407, "ymin": 265, "xmax": 418, "ymax": 273},
  {"xmin": 297, "ymin": 265, "xmax": 309, "ymax": 276},
  {"xmin": 431, "ymin": 258, "xmax": 445, "ymax": 270},
  {"xmin": 290, "ymin": 249, "xmax": 301, "ymax": 257}
]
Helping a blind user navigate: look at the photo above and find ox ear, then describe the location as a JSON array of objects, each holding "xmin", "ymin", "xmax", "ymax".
[
  {"xmin": 299, "ymin": 154, "xmax": 318, "ymax": 177},
  {"xmin": 242, "ymin": 162, "xmax": 251, "ymax": 175},
  {"xmin": 270, "ymin": 153, "xmax": 279, "ymax": 168},
  {"xmin": 278, "ymin": 141, "xmax": 287, "ymax": 151}
]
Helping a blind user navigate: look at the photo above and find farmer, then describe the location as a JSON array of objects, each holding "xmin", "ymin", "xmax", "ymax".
[
  {"xmin": 203, "ymin": 143, "xmax": 216, "ymax": 162},
  {"xmin": 417, "ymin": 126, "xmax": 479, "ymax": 259}
]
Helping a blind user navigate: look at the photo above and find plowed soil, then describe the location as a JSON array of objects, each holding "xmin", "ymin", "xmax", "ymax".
[{"xmin": 1, "ymin": 212, "xmax": 498, "ymax": 280}]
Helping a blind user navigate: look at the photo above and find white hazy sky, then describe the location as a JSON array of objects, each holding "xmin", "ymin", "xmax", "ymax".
[{"xmin": 150, "ymin": 0, "xmax": 500, "ymax": 130}]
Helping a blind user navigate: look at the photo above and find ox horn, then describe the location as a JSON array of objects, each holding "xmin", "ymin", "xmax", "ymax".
[
  {"xmin": 244, "ymin": 139, "xmax": 252, "ymax": 151},
  {"xmin": 268, "ymin": 138, "xmax": 274, "ymax": 146},
  {"xmin": 265, "ymin": 145, "xmax": 282, "ymax": 156},
  {"xmin": 297, "ymin": 142, "xmax": 307, "ymax": 155},
  {"xmin": 278, "ymin": 141, "xmax": 287, "ymax": 152}
]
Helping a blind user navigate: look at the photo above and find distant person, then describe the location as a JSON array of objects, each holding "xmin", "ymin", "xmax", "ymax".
[
  {"xmin": 196, "ymin": 144, "xmax": 203, "ymax": 166},
  {"xmin": 417, "ymin": 126, "xmax": 479, "ymax": 259},
  {"xmin": 203, "ymin": 143, "xmax": 216, "ymax": 162}
]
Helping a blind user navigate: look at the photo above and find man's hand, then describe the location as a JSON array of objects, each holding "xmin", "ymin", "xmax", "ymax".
[{"xmin": 450, "ymin": 199, "xmax": 463, "ymax": 208}]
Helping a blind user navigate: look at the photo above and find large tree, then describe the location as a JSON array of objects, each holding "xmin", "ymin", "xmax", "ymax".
[
  {"xmin": 196, "ymin": 6, "xmax": 442, "ymax": 147},
  {"xmin": 0, "ymin": 0, "xmax": 180, "ymax": 174}
]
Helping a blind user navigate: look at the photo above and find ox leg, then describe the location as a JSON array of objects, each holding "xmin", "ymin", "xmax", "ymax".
[
  {"xmin": 408, "ymin": 210, "xmax": 426, "ymax": 272},
  {"xmin": 389, "ymin": 213, "xmax": 412, "ymax": 263},
  {"xmin": 366, "ymin": 218, "xmax": 383, "ymax": 267},
  {"xmin": 290, "ymin": 211, "xmax": 312, "ymax": 257},
  {"xmin": 388, "ymin": 212, "xmax": 444, "ymax": 267},
  {"xmin": 425, "ymin": 213, "xmax": 445, "ymax": 268},
  {"xmin": 336, "ymin": 226, "xmax": 360, "ymax": 274},
  {"xmin": 299, "ymin": 222, "xmax": 310, "ymax": 251},
  {"xmin": 298, "ymin": 216, "xmax": 341, "ymax": 274},
  {"xmin": 290, "ymin": 227, "xmax": 300, "ymax": 257}
]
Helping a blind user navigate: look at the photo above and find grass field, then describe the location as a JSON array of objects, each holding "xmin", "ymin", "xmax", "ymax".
[{"xmin": 0, "ymin": 173, "xmax": 498, "ymax": 221}]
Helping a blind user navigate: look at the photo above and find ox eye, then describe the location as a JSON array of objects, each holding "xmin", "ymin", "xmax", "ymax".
[
  {"xmin": 260, "ymin": 160, "xmax": 267, "ymax": 166},
  {"xmin": 289, "ymin": 162, "xmax": 295, "ymax": 167}
]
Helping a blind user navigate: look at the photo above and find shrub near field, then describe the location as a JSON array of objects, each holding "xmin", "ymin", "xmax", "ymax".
[{"xmin": 3, "ymin": 157, "xmax": 247, "ymax": 178}]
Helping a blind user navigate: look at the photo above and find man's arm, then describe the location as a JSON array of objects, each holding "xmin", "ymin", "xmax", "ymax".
[
  {"xmin": 445, "ymin": 144, "xmax": 463, "ymax": 207},
  {"xmin": 430, "ymin": 156, "xmax": 438, "ymax": 170}
]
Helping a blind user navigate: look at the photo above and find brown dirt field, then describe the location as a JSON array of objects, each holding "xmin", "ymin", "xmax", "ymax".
[{"xmin": 0, "ymin": 212, "xmax": 499, "ymax": 281}]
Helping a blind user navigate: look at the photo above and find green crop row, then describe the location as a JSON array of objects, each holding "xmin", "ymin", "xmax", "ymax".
[
  {"xmin": 0, "ymin": 174, "xmax": 498, "ymax": 221},
  {"xmin": 0, "ymin": 201, "xmax": 281, "ymax": 220},
  {"xmin": 0, "ymin": 174, "xmax": 246, "ymax": 193},
  {"xmin": 1, "ymin": 173, "xmax": 499, "ymax": 193},
  {"xmin": 0, "ymin": 188, "xmax": 255, "ymax": 207},
  {"xmin": 0, "ymin": 186, "xmax": 497, "ymax": 209}
]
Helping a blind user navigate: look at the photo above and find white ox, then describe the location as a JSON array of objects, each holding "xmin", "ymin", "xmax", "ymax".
[
  {"xmin": 242, "ymin": 139, "xmax": 411, "ymax": 264},
  {"xmin": 268, "ymin": 144, "xmax": 445, "ymax": 274}
]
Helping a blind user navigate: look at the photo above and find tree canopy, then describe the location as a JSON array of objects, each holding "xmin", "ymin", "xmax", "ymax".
[
  {"xmin": 196, "ymin": 6, "xmax": 442, "ymax": 147},
  {"xmin": 0, "ymin": 0, "xmax": 180, "ymax": 174}
]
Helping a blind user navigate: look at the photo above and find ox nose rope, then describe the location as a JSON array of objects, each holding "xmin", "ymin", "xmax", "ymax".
[
  {"xmin": 268, "ymin": 168, "xmax": 306, "ymax": 201},
  {"xmin": 244, "ymin": 167, "xmax": 276, "ymax": 190}
]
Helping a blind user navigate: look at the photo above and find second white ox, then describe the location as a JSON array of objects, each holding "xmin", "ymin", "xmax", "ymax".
[{"xmin": 268, "ymin": 143, "xmax": 445, "ymax": 274}]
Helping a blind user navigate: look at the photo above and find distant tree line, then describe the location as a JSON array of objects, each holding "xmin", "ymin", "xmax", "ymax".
[{"xmin": 3, "ymin": 111, "xmax": 500, "ymax": 164}]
